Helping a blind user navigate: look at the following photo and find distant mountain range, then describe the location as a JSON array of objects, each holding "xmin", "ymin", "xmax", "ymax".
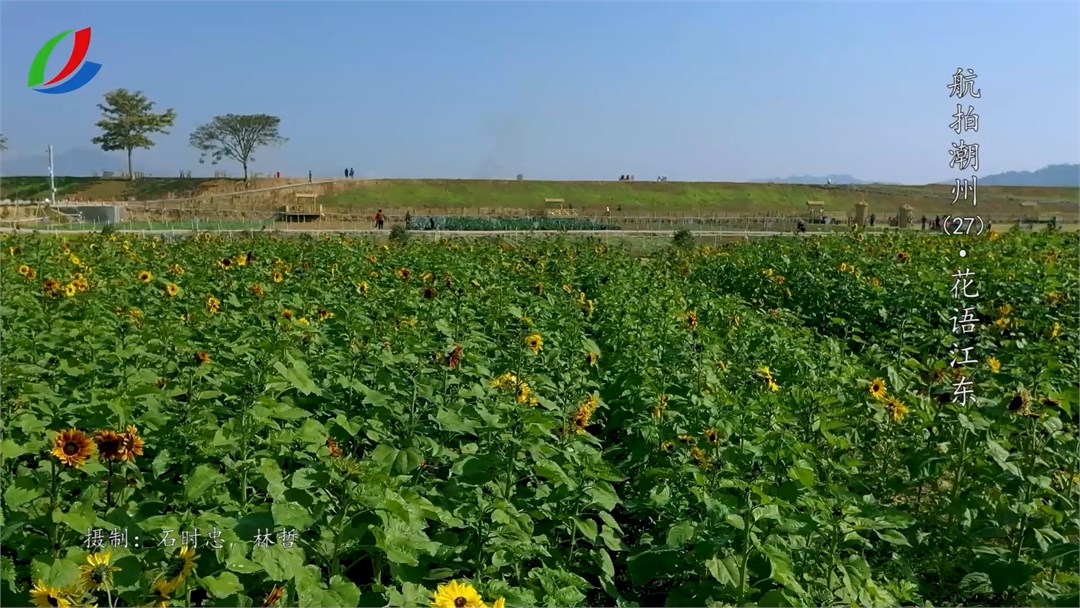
[
  {"xmin": 962, "ymin": 164, "xmax": 1080, "ymax": 187},
  {"xmin": 750, "ymin": 174, "xmax": 872, "ymax": 185},
  {"xmin": 757, "ymin": 164, "xmax": 1080, "ymax": 187},
  {"xmin": 0, "ymin": 147, "xmax": 175, "ymax": 177}
]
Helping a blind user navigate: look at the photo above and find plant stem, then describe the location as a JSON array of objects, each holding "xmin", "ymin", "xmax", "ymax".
[
  {"xmin": 49, "ymin": 458, "xmax": 59, "ymax": 556},
  {"xmin": 107, "ymin": 587, "xmax": 114, "ymax": 608},
  {"xmin": 106, "ymin": 460, "xmax": 113, "ymax": 510},
  {"xmin": 738, "ymin": 489, "xmax": 753, "ymax": 604}
]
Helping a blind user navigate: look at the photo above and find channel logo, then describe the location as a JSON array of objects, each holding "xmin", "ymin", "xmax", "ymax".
[{"xmin": 28, "ymin": 27, "xmax": 102, "ymax": 94}]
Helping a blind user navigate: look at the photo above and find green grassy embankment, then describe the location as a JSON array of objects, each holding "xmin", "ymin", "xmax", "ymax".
[{"xmin": 2, "ymin": 176, "xmax": 1077, "ymax": 216}]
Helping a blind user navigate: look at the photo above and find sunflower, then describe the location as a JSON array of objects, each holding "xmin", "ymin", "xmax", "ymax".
[
  {"xmin": 272, "ymin": 270, "xmax": 284, "ymax": 283},
  {"xmin": 703, "ymin": 427, "xmax": 720, "ymax": 444},
  {"xmin": 534, "ymin": 283, "xmax": 544, "ymax": 295},
  {"xmin": 525, "ymin": 333, "xmax": 543, "ymax": 353},
  {"xmin": 234, "ymin": 253, "xmax": 249, "ymax": 267},
  {"xmin": 72, "ymin": 274, "xmax": 90, "ymax": 292},
  {"xmin": 195, "ymin": 351, "xmax": 210, "ymax": 365},
  {"xmin": 766, "ymin": 379, "xmax": 780, "ymax": 392},
  {"xmin": 206, "ymin": 295, "xmax": 220, "ymax": 314},
  {"xmin": 685, "ymin": 311, "xmax": 698, "ymax": 329},
  {"xmin": 52, "ymin": 428, "xmax": 94, "ymax": 467},
  {"xmin": 772, "ymin": 274, "xmax": 785, "ymax": 284},
  {"xmin": 79, "ymin": 551, "xmax": 118, "ymax": 591},
  {"xmin": 690, "ymin": 446, "xmax": 710, "ymax": 469},
  {"xmin": 326, "ymin": 437, "xmax": 343, "ymax": 458},
  {"xmin": 164, "ymin": 283, "xmax": 180, "ymax": 297},
  {"xmin": 43, "ymin": 277, "xmax": 62, "ymax": 296},
  {"xmin": 70, "ymin": 254, "xmax": 82, "ymax": 267},
  {"xmin": 318, "ymin": 309, "xmax": 333, "ymax": 321},
  {"xmin": 168, "ymin": 263, "xmax": 184, "ymax": 275},
  {"xmin": 63, "ymin": 283, "xmax": 78, "ymax": 298},
  {"xmin": 421, "ymin": 270, "xmax": 435, "ymax": 284},
  {"xmin": 1046, "ymin": 291, "xmax": 1063, "ymax": 306},
  {"xmin": 896, "ymin": 251, "xmax": 911, "ymax": 263},
  {"xmin": 156, "ymin": 546, "xmax": 198, "ymax": 595},
  {"xmin": 1008, "ymin": 390, "xmax": 1033, "ymax": 417},
  {"xmin": 839, "ymin": 262, "xmax": 850, "ymax": 273},
  {"xmin": 492, "ymin": 598, "xmax": 505, "ymax": 608},
  {"xmin": 585, "ymin": 351, "xmax": 599, "ymax": 367},
  {"xmin": 30, "ymin": 581, "xmax": 71, "ymax": 608},
  {"xmin": 868, "ymin": 378, "xmax": 887, "ymax": 400},
  {"xmin": 250, "ymin": 283, "xmax": 264, "ymax": 297},
  {"xmin": 1049, "ymin": 322, "xmax": 1061, "ymax": 339},
  {"xmin": 263, "ymin": 585, "xmax": 285, "ymax": 607},
  {"xmin": 298, "ymin": 317, "xmax": 310, "ymax": 326},
  {"xmin": 660, "ymin": 441, "xmax": 675, "ymax": 453},
  {"xmin": 94, "ymin": 430, "xmax": 127, "ymax": 462},
  {"xmin": 570, "ymin": 394, "xmax": 600, "ymax": 433},
  {"xmin": 446, "ymin": 344, "xmax": 463, "ymax": 369},
  {"xmin": 423, "ymin": 287, "xmax": 437, "ymax": 299},
  {"xmin": 18, "ymin": 264, "xmax": 36, "ymax": 279},
  {"xmin": 986, "ymin": 357, "xmax": 1001, "ymax": 373},
  {"xmin": 430, "ymin": 580, "xmax": 485, "ymax": 608},
  {"xmin": 491, "ymin": 372, "xmax": 518, "ymax": 391},
  {"xmin": 281, "ymin": 308, "xmax": 294, "ymax": 320},
  {"xmin": 121, "ymin": 425, "xmax": 144, "ymax": 462},
  {"xmin": 137, "ymin": 270, "xmax": 153, "ymax": 283},
  {"xmin": 355, "ymin": 281, "xmax": 369, "ymax": 295},
  {"xmin": 997, "ymin": 304, "xmax": 1013, "ymax": 318},
  {"xmin": 217, "ymin": 257, "xmax": 232, "ymax": 269},
  {"xmin": 868, "ymin": 277, "xmax": 881, "ymax": 288},
  {"xmin": 396, "ymin": 268, "xmax": 411, "ymax": 281},
  {"xmin": 883, "ymin": 397, "xmax": 909, "ymax": 423}
]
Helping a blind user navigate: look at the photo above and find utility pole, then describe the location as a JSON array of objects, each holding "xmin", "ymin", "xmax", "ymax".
[{"xmin": 47, "ymin": 144, "xmax": 57, "ymax": 205}]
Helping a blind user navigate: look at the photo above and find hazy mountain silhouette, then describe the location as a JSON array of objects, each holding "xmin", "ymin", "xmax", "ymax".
[
  {"xmin": 0, "ymin": 146, "xmax": 173, "ymax": 177},
  {"xmin": 750, "ymin": 174, "xmax": 870, "ymax": 185},
  {"xmin": 968, "ymin": 164, "xmax": 1080, "ymax": 186}
]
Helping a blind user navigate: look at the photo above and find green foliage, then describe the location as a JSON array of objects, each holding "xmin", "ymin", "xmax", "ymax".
[
  {"xmin": 0, "ymin": 230, "xmax": 1076, "ymax": 607},
  {"xmin": 389, "ymin": 224, "xmax": 409, "ymax": 245},
  {"xmin": 189, "ymin": 115, "xmax": 287, "ymax": 182},
  {"xmin": 90, "ymin": 89, "xmax": 177, "ymax": 180},
  {"xmin": 673, "ymin": 229, "xmax": 695, "ymax": 248},
  {"xmin": 99, "ymin": 223, "xmax": 117, "ymax": 236}
]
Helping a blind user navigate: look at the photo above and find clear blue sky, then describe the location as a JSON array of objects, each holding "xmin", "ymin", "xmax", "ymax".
[{"xmin": 1, "ymin": 0, "xmax": 1077, "ymax": 182}]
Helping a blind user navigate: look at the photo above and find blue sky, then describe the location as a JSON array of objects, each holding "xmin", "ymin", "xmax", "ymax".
[{"xmin": 1, "ymin": 0, "xmax": 1077, "ymax": 182}]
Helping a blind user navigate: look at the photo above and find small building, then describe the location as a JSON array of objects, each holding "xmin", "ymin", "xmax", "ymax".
[
  {"xmin": 854, "ymin": 201, "xmax": 868, "ymax": 226},
  {"xmin": 544, "ymin": 198, "xmax": 576, "ymax": 217},
  {"xmin": 806, "ymin": 201, "xmax": 825, "ymax": 223},
  {"xmin": 279, "ymin": 193, "xmax": 323, "ymax": 222}
]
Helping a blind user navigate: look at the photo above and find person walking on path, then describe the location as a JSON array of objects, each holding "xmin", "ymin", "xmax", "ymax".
[
  {"xmin": 375, "ymin": 209, "xmax": 385, "ymax": 230},
  {"xmin": 308, "ymin": 170, "xmax": 312, "ymax": 183}
]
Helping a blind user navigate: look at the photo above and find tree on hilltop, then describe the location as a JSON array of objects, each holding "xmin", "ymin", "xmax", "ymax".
[
  {"xmin": 189, "ymin": 114, "xmax": 286, "ymax": 182},
  {"xmin": 91, "ymin": 89, "xmax": 176, "ymax": 180}
]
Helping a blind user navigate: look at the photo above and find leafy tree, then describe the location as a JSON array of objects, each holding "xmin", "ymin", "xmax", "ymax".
[
  {"xmin": 189, "ymin": 114, "xmax": 286, "ymax": 182},
  {"xmin": 0, "ymin": 134, "xmax": 7, "ymax": 151},
  {"xmin": 91, "ymin": 89, "xmax": 176, "ymax": 181}
]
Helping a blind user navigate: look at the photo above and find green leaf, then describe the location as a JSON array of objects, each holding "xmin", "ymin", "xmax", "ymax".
[
  {"xmin": 393, "ymin": 448, "xmax": 424, "ymax": 475},
  {"xmin": 587, "ymin": 481, "xmax": 619, "ymax": 510},
  {"xmin": 327, "ymin": 575, "xmax": 361, "ymax": 607},
  {"xmin": 725, "ymin": 514, "xmax": 746, "ymax": 531},
  {"xmin": 705, "ymin": 554, "xmax": 740, "ymax": 588},
  {"xmin": 185, "ymin": 464, "xmax": 226, "ymax": 501},
  {"xmin": 272, "ymin": 501, "xmax": 313, "ymax": 531},
  {"xmin": 572, "ymin": 517, "xmax": 598, "ymax": 542},
  {"xmin": 877, "ymin": 529, "xmax": 910, "ymax": 546},
  {"xmin": 253, "ymin": 545, "xmax": 306, "ymax": 581},
  {"xmin": 665, "ymin": 521, "xmax": 695, "ymax": 547},
  {"xmin": 789, "ymin": 465, "xmax": 815, "ymax": 487},
  {"xmin": 201, "ymin": 571, "xmax": 244, "ymax": 598},
  {"xmin": 273, "ymin": 357, "xmax": 321, "ymax": 396}
]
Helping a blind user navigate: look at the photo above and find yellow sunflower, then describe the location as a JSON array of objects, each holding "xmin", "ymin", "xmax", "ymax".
[
  {"xmin": 52, "ymin": 428, "xmax": 94, "ymax": 467},
  {"xmin": 525, "ymin": 333, "xmax": 543, "ymax": 353},
  {"xmin": 585, "ymin": 351, "xmax": 599, "ymax": 367},
  {"xmin": 156, "ymin": 546, "xmax": 198, "ymax": 595},
  {"xmin": 121, "ymin": 425, "xmax": 144, "ymax": 462},
  {"xmin": 63, "ymin": 283, "xmax": 78, "ymax": 298},
  {"xmin": 30, "ymin": 581, "xmax": 71, "ymax": 608},
  {"xmin": 868, "ymin": 378, "xmax": 887, "ymax": 400},
  {"xmin": 164, "ymin": 283, "xmax": 180, "ymax": 297},
  {"xmin": 986, "ymin": 357, "xmax": 1001, "ymax": 373},
  {"xmin": 79, "ymin": 551, "xmax": 118, "ymax": 591},
  {"xmin": 430, "ymin": 580, "xmax": 485, "ymax": 608},
  {"xmin": 272, "ymin": 270, "xmax": 284, "ymax": 283},
  {"xmin": 206, "ymin": 295, "xmax": 220, "ymax": 313},
  {"xmin": 137, "ymin": 270, "xmax": 153, "ymax": 283},
  {"xmin": 685, "ymin": 311, "xmax": 698, "ymax": 329},
  {"xmin": 168, "ymin": 263, "xmax": 184, "ymax": 275},
  {"xmin": 195, "ymin": 351, "xmax": 211, "ymax": 365},
  {"xmin": 355, "ymin": 281, "xmax": 370, "ymax": 295},
  {"xmin": 884, "ymin": 397, "xmax": 908, "ymax": 423},
  {"xmin": 18, "ymin": 264, "xmax": 36, "ymax": 279},
  {"xmin": 250, "ymin": 283, "xmax": 264, "ymax": 297}
]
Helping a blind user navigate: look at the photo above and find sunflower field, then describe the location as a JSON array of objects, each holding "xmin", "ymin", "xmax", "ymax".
[{"xmin": 1, "ymin": 229, "xmax": 1077, "ymax": 608}]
